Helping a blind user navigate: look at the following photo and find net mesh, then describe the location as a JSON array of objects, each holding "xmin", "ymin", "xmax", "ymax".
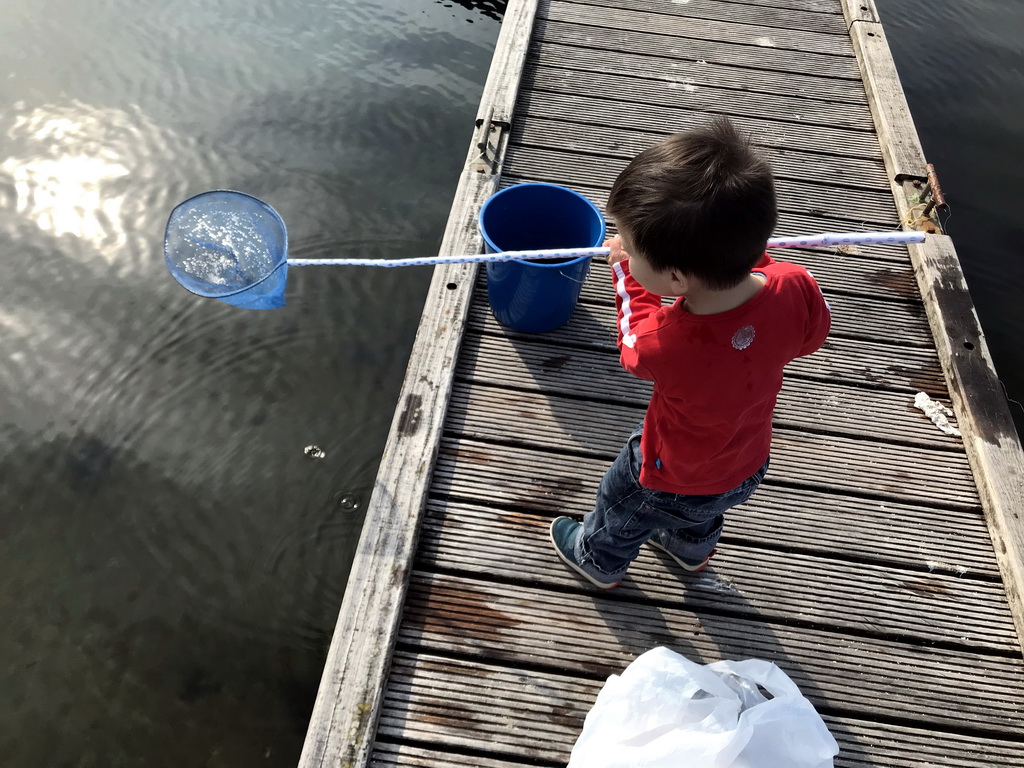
[{"xmin": 164, "ymin": 191, "xmax": 288, "ymax": 309}]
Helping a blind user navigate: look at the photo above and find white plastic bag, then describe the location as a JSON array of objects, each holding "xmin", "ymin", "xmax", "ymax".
[{"xmin": 568, "ymin": 647, "xmax": 839, "ymax": 768}]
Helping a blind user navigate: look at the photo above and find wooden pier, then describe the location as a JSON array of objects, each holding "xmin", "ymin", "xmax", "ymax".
[{"xmin": 300, "ymin": 1, "xmax": 1024, "ymax": 766}]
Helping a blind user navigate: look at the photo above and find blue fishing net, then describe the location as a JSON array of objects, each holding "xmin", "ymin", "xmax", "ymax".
[{"xmin": 164, "ymin": 190, "xmax": 288, "ymax": 309}]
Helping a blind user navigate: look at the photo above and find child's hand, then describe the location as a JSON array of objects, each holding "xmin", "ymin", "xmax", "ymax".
[{"xmin": 605, "ymin": 235, "xmax": 629, "ymax": 266}]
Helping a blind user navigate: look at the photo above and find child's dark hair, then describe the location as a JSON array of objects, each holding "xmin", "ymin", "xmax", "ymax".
[{"xmin": 606, "ymin": 118, "xmax": 777, "ymax": 290}]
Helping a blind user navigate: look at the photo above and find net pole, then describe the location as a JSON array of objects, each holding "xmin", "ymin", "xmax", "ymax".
[{"xmin": 284, "ymin": 231, "xmax": 926, "ymax": 268}]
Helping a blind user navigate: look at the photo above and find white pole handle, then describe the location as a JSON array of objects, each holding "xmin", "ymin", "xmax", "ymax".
[
  {"xmin": 285, "ymin": 231, "xmax": 926, "ymax": 267},
  {"xmin": 286, "ymin": 246, "xmax": 609, "ymax": 267}
]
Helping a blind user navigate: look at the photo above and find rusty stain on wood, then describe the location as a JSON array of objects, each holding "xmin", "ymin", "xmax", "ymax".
[
  {"xmin": 498, "ymin": 509, "xmax": 548, "ymax": 531},
  {"xmin": 415, "ymin": 582, "xmax": 523, "ymax": 640},
  {"xmin": 899, "ymin": 578, "xmax": 951, "ymax": 597},
  {"xmin": 415, "ymin": 702, "xmax": 482, "ymax": 731},
  {"xmin": 869, "ymin": 266, "xmax": 920, "ymax": 301}
]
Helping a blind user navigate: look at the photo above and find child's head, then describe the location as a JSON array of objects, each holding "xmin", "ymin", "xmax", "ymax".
[{"xmin": 606, "ymin": 118, "xmax": 777, "ymax": 290}]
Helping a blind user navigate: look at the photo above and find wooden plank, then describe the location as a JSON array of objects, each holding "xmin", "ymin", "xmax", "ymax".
[
  {"xmin": 599, "ymin": 0, "xmax": 845, "ymax": 16},
  {"xmin": 573, "ymin": 274, "xmax": 933, "ymax": 354},
  {"xmin": 401, "ymin": 572, "xmax": 1024, "ymax": 733},
  {"xmin": 540, "ymin": 0, "xmax": 856, "ymax": 57},
  {"xmin": 577, "ymin": 249, "xmax": 921, "ymax": 305},
  {"xmin": 513, "ymin": 91, "xmax": 883, "ymax": 160},
  {"xmin": 416, "ymin": 493, "xmax": 1015, "ymax": 651},
  {"xmin": 521, "ymin": 62, "xmax": 878, "ymax": 132},
  {"xmin": 434, "ymin": 426, "xmax": 981, "ymax": 527},
  {"xmin": 568, "ymin": 282, "xmax": 935, "ymax": 348},
  {"xmin": 466, "ymin": 299, "xmax": 950, "ymax": 395},
  {"xmin": 527, "ymin": 40, "xmax": 869, "ymax": 103},
  {"xmin": 844, "ymin": 0, "xmax": 1024, "ymax": 657},
  {"xmin": 427, "ymin": 481, "xmax": 998, "ymax": 580},
  {"xmin": 654, "ymin": 245, "xmax": 917, "ymax": 304},
  {"xmin": 296, "ymin": 2, "xmax": 541, "ymax": 766},
  {"xmin": 554, "ymin": 0, "xmax": 850, "ymax": 35},
  {"xmin": 585, "ymin": 277, "xmax": 924, "ymax": 321},
  {"xmin": 772, "ymin": 247, "xmax": 921, "ymax": 302},
  {"xmin": 441, "ymin": 369, "xmax": 978, "ymax": 506},
  {"xmin": 909, "ymin": 236, "xmax": 1024, "ymax": 657},
  {"xmin": 841, "ymin": 0, "xmax": 926, "ymax": 179},
  {"xmin": 575, "ymin": 293, "xmax": 932, "ymax": 350},
  {"xmin": 371, "ymin": 743, "xmax": 524, "ymax": 768},
  {"xmin": 714, "ymin": 482, "xmax": 995, "ymax": 577},
  {"xmin": 503, "ymin": 144, "xmax": 897, "ymax": 225},
  {"xmin": 534, "ymin": 16, "xmax": 862, "ymax": 80},
  {"xmin": 574, "ymin": 254, "xmax": 915, "ymax": 301},
  {"xmin": 843, "ymin": 0, "xmax": 880, "ymax": 24},
  {"xmin": 807, "ymin": 336, "xmax": 946, "ymax": 394},
  {"xmin": 379, "ymin": 651, "xmax": 1024, "ymax": 767},
  {"xmin": 379, "ymin": 653, "xmax": 589, "ymax": 760},
  {"xmin": 498, "ymin": 174, "xmax": 912, "ymax": 267},
  {"xmin": 513, "ymin": 116, "xmax": 891, "ymax": 193},
  {"xmin": 450, "ymin": 363, "xmax": 962, "ymax": 454}
]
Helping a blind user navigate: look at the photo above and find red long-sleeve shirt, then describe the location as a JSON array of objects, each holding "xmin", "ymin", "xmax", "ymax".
[{"xmin": 611, "ymin": 254, "xmax": 831, "ymax": 494}]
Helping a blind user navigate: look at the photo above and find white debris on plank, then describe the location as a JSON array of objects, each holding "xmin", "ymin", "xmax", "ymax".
[
  {"xmin": 926, "ymin": 560, "xmax": 969, "ymax": 576},
  {"xmin": 913, "ymin": 392, "xmax": 961, "ymax": 437},
  {"xmin": 696, "ymin": 574, "xmax": 738, "ymax": 593}
]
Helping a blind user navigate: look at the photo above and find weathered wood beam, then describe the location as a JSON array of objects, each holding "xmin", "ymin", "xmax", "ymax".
[
  {"xmin": 296, "ymin": 2, "xmax": 541, "ymax": 766},
  {"xmin": 842, "ymin": 0, "xmax": 1024, "ymax": 657}
]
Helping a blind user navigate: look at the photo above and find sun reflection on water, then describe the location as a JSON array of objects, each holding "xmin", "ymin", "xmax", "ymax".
[{"xmin": 2, "ymin": 104, "xmax": 132, "ymax": 251}]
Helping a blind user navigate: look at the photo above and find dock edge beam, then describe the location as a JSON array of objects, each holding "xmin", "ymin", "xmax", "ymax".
[{"xmin": 843, "ymin": 0, "xmax": 1024, "ymax": 658}]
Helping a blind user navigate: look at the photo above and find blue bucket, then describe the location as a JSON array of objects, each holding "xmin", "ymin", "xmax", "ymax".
[{"xmin": 479, "ymin": 183, "xmax": 606, "ymax": 333}]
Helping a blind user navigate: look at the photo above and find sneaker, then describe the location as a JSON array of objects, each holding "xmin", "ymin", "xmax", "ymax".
[
  {"xmin": 549, "ymin": 517, "xmax": 621, "ymax": 590},
  {"xmin": 648, "ymin": 537, "xmax": 716, "ymax": 573}
]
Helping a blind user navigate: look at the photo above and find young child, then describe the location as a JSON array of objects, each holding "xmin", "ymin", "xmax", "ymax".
[{"xmin": 550, "ymin": 117, "xmax": 831, "ymax": 589}]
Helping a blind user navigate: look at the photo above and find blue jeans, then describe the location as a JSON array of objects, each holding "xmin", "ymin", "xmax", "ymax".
[{"xmin": 574, "ymin": 424, "xmax": 769, "ymax": 582}]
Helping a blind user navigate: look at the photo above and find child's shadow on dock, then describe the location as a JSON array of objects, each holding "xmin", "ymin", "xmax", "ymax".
[
  {"xmin": 584, "ymin": 556, "xmax": 863, "ymax": 766},
  {"xmin": 476, "ymin": 276, "xmax": 863, "ymax": 760}
]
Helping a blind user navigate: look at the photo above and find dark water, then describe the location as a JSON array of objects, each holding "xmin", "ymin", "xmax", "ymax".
[
  {"xmin": 883, "ymin": 0, "xmax": 1024, "ymax": 434},
  {"xmin": 0, "ymin": 1, "xmax": 499, "ymax": 765}
]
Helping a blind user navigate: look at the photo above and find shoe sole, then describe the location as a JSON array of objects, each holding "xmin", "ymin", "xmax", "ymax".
[
  {"xmin": 549, "ymin": 519, "xmax": 621, "ymax": 590},
  {"xmin": 648, "ymin": 538, "xmax": 711, "ymax": 572}
]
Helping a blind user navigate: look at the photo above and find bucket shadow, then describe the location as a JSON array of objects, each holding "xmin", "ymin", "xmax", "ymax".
[{"xmin": 466, "ymin": 263, "xmax": 648, "ymax": 455}]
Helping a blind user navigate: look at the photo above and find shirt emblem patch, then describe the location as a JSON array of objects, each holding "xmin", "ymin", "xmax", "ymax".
[{"xmin": 732, "ymin": 325, "xmax": 756, "ymax": 350}]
